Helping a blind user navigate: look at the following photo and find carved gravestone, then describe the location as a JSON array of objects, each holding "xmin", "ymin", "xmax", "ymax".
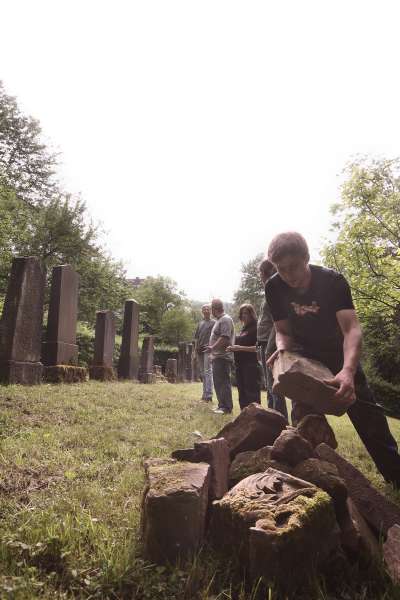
[
  {"xmin": 177, "ymin": 342, "xmax": 186, "ymax": 382},
  {"xmin": 139, "ymin": 336, "xmax": 155, "ymax": 383},
  {"xmin": 166, "ymin": 358, "xmax": 178, "ymax": 383},
  {"xmin": 272, "ymin": 351, "xmax": 354, "ymax": 416},
  {"xmin": 89, "ymin": 310, "xmax": 116, "ymax": 381},
  {"xmin": 0, "ymin": 257, "xmax": 45, "ymax": 384},
  {"xmin": 42, "ymin": 265, "xmax": 79, "ymax": 366},
  {"xmin": 118, "ymin": 299, "xmax": 139, "ymax": 379}
]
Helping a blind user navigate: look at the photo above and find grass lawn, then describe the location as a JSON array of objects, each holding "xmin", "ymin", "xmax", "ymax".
[{"xmin": 0, "ymin": 381, "xmax": 399, "ymax": 599}]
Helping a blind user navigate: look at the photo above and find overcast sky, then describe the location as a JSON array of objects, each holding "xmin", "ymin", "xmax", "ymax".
[{"xmin": 1, "ymin": 1, "xmax": 400, "ymax": 302}]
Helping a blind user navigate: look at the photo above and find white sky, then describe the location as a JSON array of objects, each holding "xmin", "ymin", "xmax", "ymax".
[{"xmin": 1, "ymin": 0, "xmax": 400, "ymax": 302}]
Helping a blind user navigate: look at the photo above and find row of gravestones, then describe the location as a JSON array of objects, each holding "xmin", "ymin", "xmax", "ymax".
[{"xmin": 0, "ymin": 256, "xmax": 197, "ymax": 386}]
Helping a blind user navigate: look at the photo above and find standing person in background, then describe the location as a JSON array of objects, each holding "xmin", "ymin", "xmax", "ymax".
[
  {"xmin": 227, "ymin": 303, "xmax": 261, "ymax": 410},
  {"xmin": 194, "ymin": 304, "xmax": 215, "ymax": 402},
  {"xmin": 257, "ymin": 259, "xmax": 288, "ymax": 418},
  {"xmin": 205, "ymin": 299, "xmax": 235, "ymax": 415}
]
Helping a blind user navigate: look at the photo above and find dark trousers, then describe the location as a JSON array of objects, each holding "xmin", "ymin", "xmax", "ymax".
[
  {"xmin": 293, "ymin": 361, "xmax": 400, "ymax": 487},
  {"xmin": 259, "ymin": 343, "xmax": 288, "ymax": 419},
  {"xmin": 212, "ymin": 358, "xmax": 233, "ymax": 413},
  {"xmin": 236, "ymin": 361, "xmax": 261, "ymax": 410}
]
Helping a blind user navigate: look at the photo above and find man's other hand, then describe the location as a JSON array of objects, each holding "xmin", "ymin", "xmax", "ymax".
[
  {"xmin": 266, "ymin": 349, "xmax": 281, "ymax": 368},
  {"xmin": 324, "ymin": 368, "xmax": 356, "ymax": 406}
]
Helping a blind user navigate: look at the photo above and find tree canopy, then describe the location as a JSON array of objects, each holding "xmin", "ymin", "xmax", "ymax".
[{"xmin": 233, "ymin": 253, "xmax": 264, "ymax": 315}]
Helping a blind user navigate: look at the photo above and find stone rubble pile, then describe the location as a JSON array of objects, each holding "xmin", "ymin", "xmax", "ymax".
[{"xmin": 141, "ymin": 402, "xmax": 400, "ymax": 591}]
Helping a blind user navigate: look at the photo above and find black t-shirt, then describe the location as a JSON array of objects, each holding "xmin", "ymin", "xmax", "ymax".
[
  {"xmin": 234, "ymin": 321, "xmax": 258, "ymax": 367},
  {"xmin": 265, "ymin": 265, "xmax": 354, "ymax": 371}
]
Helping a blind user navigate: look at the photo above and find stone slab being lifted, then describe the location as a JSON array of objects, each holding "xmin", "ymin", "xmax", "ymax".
[
  {"xmin": 316, "ymin": 442, "xmax": 400, "ymax": 536},
  {"xmin": 272, "ymin": 351, "xmax": 354, "ymax": 416},
  {"xmin": 141, "ymin": 459, "xmax": 210, "ymax": 564}
]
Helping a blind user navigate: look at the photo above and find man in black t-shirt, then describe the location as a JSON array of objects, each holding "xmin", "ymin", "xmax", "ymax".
[{"xmin": 265, "ymin": 231, "xmax": 400, "ymax": 487}]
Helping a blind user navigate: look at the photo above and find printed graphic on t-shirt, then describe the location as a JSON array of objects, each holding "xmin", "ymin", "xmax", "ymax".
[{"xmin": 290, "ymin": 301, "xmax": 320, "ymax": 316}]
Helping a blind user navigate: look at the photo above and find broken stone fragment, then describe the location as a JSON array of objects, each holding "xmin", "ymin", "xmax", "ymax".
[
  {"xmin": 229, "ymin": 445, "xmax": 291, "ymax": 487},
  {"xmin": 292, "ymin": 458, "xmax": 347, "ymax": 516},
  {"xmin": 296, "ymin": 414, "xmax": 338, "ymax": 449},
  {"xmin": 316, "ymin": 443, "xmax": 400, "ymax": 536},
  {"xmin": 211, "ymin": 468, "xmax": 338, "ymax": 590},
  {"xmin": 339, "ymin": 498, "xmax": 380, "ymax": 560},
  {"xmin": 141, "ymin": 459, "xmax": 210, "ymax": 563},
  {"xmin": 215, "ymin": 403, "xmax": 287, "ymax": 459},
  {"xmin": 271, "ymin": 429, "xmax": 314, "ymax": 467},
  {"xmin": 272, "ymin": 351, "xmax": 354, "ymax": 416},
  {"xmin": 383, "ymin": 524, "xmax": 400, "ymax": 584}
]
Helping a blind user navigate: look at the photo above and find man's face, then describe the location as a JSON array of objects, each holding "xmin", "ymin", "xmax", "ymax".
[
  {"xmin": 211, "ymin": 303, "xmax": 220, "ymax": 318},
  {"xmin": 273, "ymin": 255, "xmax": 310, "ymax": 289},
  {"xmin": 259, "ymin": 267, "xmax": 273, "ymax": 285},
  {"xmin": 202, "ymin": 306, "xmax": 211, "ymax": 319}
]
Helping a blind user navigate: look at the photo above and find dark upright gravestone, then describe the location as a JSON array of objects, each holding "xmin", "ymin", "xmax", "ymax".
[
  {"xmin": 185, "ymin": 343, "xmax": 193, "ymax": 382},
  {"xmin": 89, "ymin": 310, "xmax": 116, "ymax": 381},
  {"xmin": 118, "ymin": 299, "xmax": 139, "ymax": 379},
  {"xmin": 0, "ymin": 257, "xmax": 45, "ymax": 384},
  {"xmin": 139, "ymin": 336, "xmax": 155, "ymax": 383},
  {"xmin": 166, "ymin": 358, "xmax": 178, "ymax": 383},
  {"xmin": 177, "ymin": 342, "xmax": 186, "ymax": 382},
  {"xmin": 42, "ymin": 265, "xmax": 79, "ymax": 366}
]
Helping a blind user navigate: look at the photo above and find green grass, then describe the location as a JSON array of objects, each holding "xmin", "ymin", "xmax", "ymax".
[{"xmin": 0, "ymin": 382, "xmax": 399, "ymax": 599}]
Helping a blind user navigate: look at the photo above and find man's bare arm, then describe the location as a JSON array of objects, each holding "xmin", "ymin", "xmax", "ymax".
[{"xmin": 274, "ymin": 319, "xmax": 294, "ymax": 351}]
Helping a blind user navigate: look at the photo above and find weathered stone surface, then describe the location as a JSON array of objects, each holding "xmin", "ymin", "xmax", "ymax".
[
  {"xmin": 93, "ymin": 310, "xmax": 116, "ymax": 368},
  {"xmin": 296, "ymin": 414, "xmax": 337, "ymax": 449},
  {"xmin": 229, "ymin": 446, "xmax": 291, "ymax": 487},
  {"xmin": 43, "ymin": 365, "xmax": 88, "ymax": 383},
  {"xmin": 271, "ymin": 430, "xmax": 314, "ymax": 467},
  {"xmin": 292, "ymin": 458, "xmax": 347, "ymax": 515},
  {"xmin": 118, "ymin": 299, "xmax": 139, "ymax": 379},
  {"xmin": 211, "ymin": 468, "xmax": 338, "ymax": 589},
  {"xmin": 0, "ymin": 257, "xmax": 45, "ymax": 384},
  {"xmin": 384, "ymin": 524, "xmax": 400, "ymax": 584},
  {"xmin": 185, "ymin": 343, "xmax": 193, "ymax": 382},
  {"xmin": 272, "ymin": 351, "xmax": 354, "ymax": 416},
  {"xmin": 343, "ymin": 498, "xmax": 380, "ymax": 559},
  {"xmin": 42, "ymin": 265, "xmax": 79, "ymax": 366},
  {"xmin": 316, "ymin": 443, "xmax": 400, "ymax": 535},
  {"xmin": 166, "ymin": 358, "xmax": 178, "ymax": 383},
  {"xmin": 88, "ymin": 365, "xmax": 115, "ymax": 381},
  {"xmin": 215, "ymin": 403, "xmax": 287, "ymax": 459},
  {"xmin": 172, "ymin": 439, "xmax": 230, "ymax": 500},
  {"xmin": 141, "ymin": 372, "xmax": 157, "ymax": 384},
  {"xmin": 142, "ymin": 459, "xmax": 210, "ymax": 563},
  {"xmin": 139, "ymin": 336, "xmax": 155, "ymax": 382},
  {"xmin": 177, "ymin": 342, "xmax": 186, "ymax": 382}
]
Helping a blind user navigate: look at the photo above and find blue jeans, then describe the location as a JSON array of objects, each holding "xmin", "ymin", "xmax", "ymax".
[
  {"xmin": 197, "ymin": 352, "xmax": 213, "ymax": 399},
  {"xmin": 259, "ymin": 343, "xmax": 288, "ymax": 419},
  {"xmin": 212, "ymin": 358, "xmax": 233, "ymax": 412}
]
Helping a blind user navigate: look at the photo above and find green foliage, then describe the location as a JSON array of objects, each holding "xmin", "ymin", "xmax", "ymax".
[
  {"xmin": 322, "ymin": 157, "xmax": 400, "ymax": 406},
  {"xmin": 233, "ymin": 253, "xmax": 264, "ymax": 316},
  {"xmin": 160, "ymin": 306, "xmax": 196, "ymax": 346},
  {"xmin": 134, "ymin": 276, "xmax": 187, "ymax": 335}
]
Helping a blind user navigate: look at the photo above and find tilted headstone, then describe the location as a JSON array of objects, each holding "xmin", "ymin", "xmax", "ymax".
[
  {"xmin": 166, "ymin": 358, "xmax": 178, "ymax": 383},
  {"xmin": 139, "ymin": 336, "xmax": 155, "ymax": 382},
  {"xmin": 89, "ymin": 310, "xmax": 116, "ymax": 381},
  {"xmin": 42, "ymin": 265, "xmax": 79, "ymax": 366},
  {"xmin": 185, "ymin": 343, "xmax": 193, "ymax": 382},
  {"xmin": 118, "ymin": 299, "xmax": 139, "ymax": 379},
  {"xmin": 0, "ymin": 257, "xmax": 45, "ymax": 384}
]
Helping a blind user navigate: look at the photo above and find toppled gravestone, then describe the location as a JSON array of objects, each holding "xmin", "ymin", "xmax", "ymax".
[
  {"xmin": 338, "ymin": 498, "xmax": 380, "ymax": 560},
  {"xmin": 141, "ymin": 458, "xmax": 210, "ymax": 563},
  {"xmin": 172, "ymin": 438, "xmax": 230, "ymax": 500},
  {"xmin": 270, "ymin": 429, "xmax": 314, "ymax": 466},
  {"xmin": 215, "ymin": 403, "xmax": 287, "ymax": 459},
  {"xmin": 272, "ymin": 351, "xmax": 354, "ymax": 416},
  {"xmin": 292, "ymin": 458, "xmax": 348, "ymax": 516},
  {"xmin": 383, "ymin": 524, "xmax": 400, "ymax": 584},
  {"xmin": 211, "ymin": 468, "xmax": 338, "ymax": 591},
  {"xmin": 229, "ymin": 445, "xmax": 291, "ymax": 487},
  {"xmin": 296, "ymin": 414, "xmax": 338, "ymax": 449},
  {"xmin": 316, "ymin": 443, "xmax": 400, "ymax": 536}
]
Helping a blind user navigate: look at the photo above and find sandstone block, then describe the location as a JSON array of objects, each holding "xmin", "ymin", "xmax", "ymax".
[
  {"xmin": 43, "ymin": 365, "xmax": 88, "ymax": 383},
  {"xmin": 272, "ymin": 351, "xmax": 354, "ymax": 416},
  {"xmin": 88, "ymin": 365, "xmax": 116, "ymax": 381},
  {"xmin": 296, "ymin": 414, "xmax": 337, "ymax": 449},
  {"xmin": 215, "ymin": 403, "xmax": 287, "ymax": 459},
  {"xmin": 118, "ymin": 299, "xmax": 139, "ymax": 379},
  {"xmin": 316, "ymin": 443, "xmax": 400, "ymax": 536},
  {"xmin": 229, "ymin": 445, "xmax": 291, "ymax": 487},
  {"xmin": 166, "ymin": 358, "xmax": 178, "ymax": 383},
  {"xmin": 271, "ymin": 429, "xmax": 314, "ymax": 467},
  {"xmin": 384, "ymin": 524, "xmax": 400, "ymax": 584},
  {"xmin": 292, "ymin": 458, "xmax": 347, "ymax": 516},
  {"xmin": 142, "ymin": 459, "xmax": 210, "ymax": 563}
]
